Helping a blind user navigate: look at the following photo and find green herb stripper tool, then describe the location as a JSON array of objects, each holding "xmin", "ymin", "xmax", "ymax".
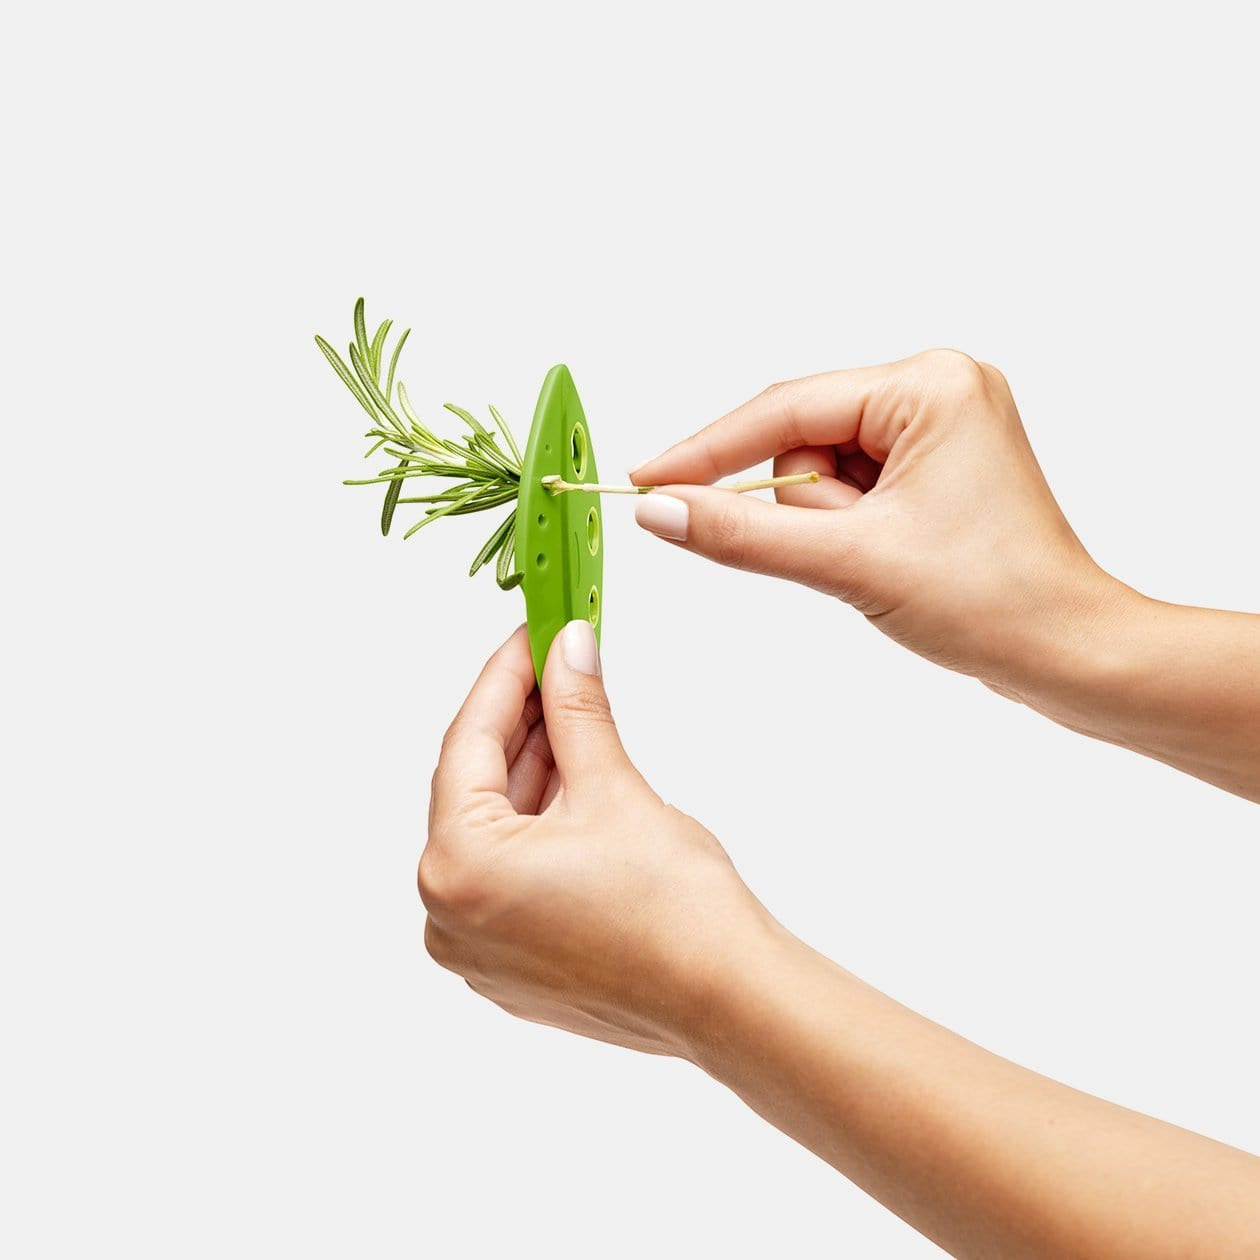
[{"xmin": 517, "ymin": 365, "xmax": 603, "ymax": 681}]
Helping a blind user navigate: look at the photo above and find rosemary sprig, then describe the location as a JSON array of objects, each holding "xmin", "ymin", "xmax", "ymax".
[{"xmin": 316, "ymin": 299, "xmax": 525, "ymax": 590}]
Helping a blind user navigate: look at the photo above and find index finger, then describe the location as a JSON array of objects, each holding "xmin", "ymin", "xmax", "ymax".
[
  {"xmin": 431, "ymin": 624, "xmax": 537, "ymax": 818},
  {"xmin": 629, "ymin": 363, "xmax": 905, "ymax": 487}
]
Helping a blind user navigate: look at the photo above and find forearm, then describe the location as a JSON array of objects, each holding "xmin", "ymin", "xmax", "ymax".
[
  {"xmin": 688, "ymin": 921, "xmax": 1260, "ymax": 1259},
  {"xmin": 1004, "ymin": 576, "xmax": 1260, "ymax": 802}
]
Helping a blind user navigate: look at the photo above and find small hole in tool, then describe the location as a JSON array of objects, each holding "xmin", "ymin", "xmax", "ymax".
[
  {"xmin": 570, "ymin": 425, "xmax": 587, "ymax": 478},
  {"xmin": 586, "ymin": 507, "xmax": 600, "ymax": 555},
  {"xmin": 535, "ymin": 553, "xmax": 547, "ymax": 569},
  {"xmin": 587, "ymin": 585, "xmax": 599, "ymax": 627},
  {"xmin": 536, "ymin": 512, "xmax": 546, "ymax": 527}
]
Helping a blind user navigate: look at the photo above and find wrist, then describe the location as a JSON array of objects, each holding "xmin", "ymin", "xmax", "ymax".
[
  {"xmin": 1002, "ymin": 572, "xmax": 1182, "ymax": 751},
  {"xmin": 984, "ymin": 563, "xmax": 1142, "ymax": 721},
  {"xmin": 675, "ymin": 909, "xmax": 832, "ymax": 1077}
]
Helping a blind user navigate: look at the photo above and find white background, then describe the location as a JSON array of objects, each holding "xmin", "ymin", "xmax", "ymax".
[{"xmin": 4, "ymin": 3, "xmax": 1258, "ymax": 1255}]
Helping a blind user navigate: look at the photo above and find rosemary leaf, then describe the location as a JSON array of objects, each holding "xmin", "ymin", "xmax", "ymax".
[
  {"xmin": 351, "ymin": 347, "xmax": 412, "ymax": 443},
  {"xmin": 496, "ymin": 522, "xmax": 523, "ymax": 590},
  {"xmin": 489, "ymin": 405, "xmax": 521, "ymax": 465},
  {"xmin": 402, "ymin": 485, "xmax": 483, "ymax": 538},
  {"xmin": 396, "ymin": 382, "xmax": 442, "ymax": 447},
  {"xmin": 439, "ymin": 489, "xmax": 519, "ymax": 516},
  {"xmin": 368, "ymin": 319, "xmax": 392, "ymax": 379},
  {"xmin": 495, "ymin": 516, "xmax": 517, "ymax": 587},
  {"xmin": 380, "ymin": 461, "xmax": 405, "ymax": 535},
  {"xmin": 353, "ymin": 297, "xmax": 371, "ymax": 368},
  {"xmin": 469, "ymin": 510, "xmax": 516, "ymax": 577},
  {"xmin": 385, "ymin": 328, "xmax": 410, "ymax": 403},
  {"xmin": 444, "ymin": 402, "xmax": 490, "ymax": 436},
  {"xmin": 315, "ymin": 336, "xmax": 378, "ymax": 422}
]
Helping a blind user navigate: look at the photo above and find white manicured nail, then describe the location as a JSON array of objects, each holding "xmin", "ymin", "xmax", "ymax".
[
  {"xmin": 635, "ymin": 493, "xmax": 689, "ymax": 541},
  {"xmin": 562, "ymin": 618, "xmax": 600, "ymax": 676}
]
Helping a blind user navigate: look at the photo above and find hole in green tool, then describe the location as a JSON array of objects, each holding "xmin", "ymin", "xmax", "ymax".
[
  {"xmin": 587, "ymin": 584, "xmax": 599, "ymax": 627},
  {"xmin": 586, "ymin": 506, "xmax": 600, "ymax": 556},
  {"xmin": 570, "ymin": 425, "xmax": 587, "ymax": 478}
]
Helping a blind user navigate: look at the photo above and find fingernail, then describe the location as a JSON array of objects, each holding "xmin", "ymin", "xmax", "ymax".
[
  {"xmin": 635, "ymin": 493, "xmax": 689, "ymax": 541},
  {"xmin": 627, "ymin": 460, "xmax": 647, "ymax": 478},
  {"xmin": 562, "ymin": 618, "xmax": 601, "ymax": 676}
]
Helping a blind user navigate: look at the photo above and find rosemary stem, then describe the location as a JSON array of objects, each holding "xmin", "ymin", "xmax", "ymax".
[{"xmin": 541, "ymin": 471, "xmax": 821, "ymax": 496}]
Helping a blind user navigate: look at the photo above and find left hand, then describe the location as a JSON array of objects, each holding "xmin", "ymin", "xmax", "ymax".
[{"xmin": 419, "ymin": 622, "xmax": 773, "ymax": 1058}]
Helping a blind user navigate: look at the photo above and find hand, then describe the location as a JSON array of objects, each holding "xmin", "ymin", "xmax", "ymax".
[
  {"xmin": 419, "ymin": 622, "xmax": 772, "ymax": 1056},
  {"xmin": 630, "ymin": 350, "xmax": 1123, "ymax": 701},
  {"xmin": 419, "ymin": 637, "xmax": 1260, "ymax": 1260}
]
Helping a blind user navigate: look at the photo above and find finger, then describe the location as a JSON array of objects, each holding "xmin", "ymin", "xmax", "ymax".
[
  {"xmin": 432, "ymin": 624, "xmax": 536, "ymax": 817},
  {"xmin": 836, "ymin": 449, "xmax": 883, "ymax": 493},
  {"xmin": 506, "ymin": 719, "xmax": 554, "ymax": 815},
  {"xmin": 635, "ymin": 485, "xmax": 862, "ymax": 591},
  {"xmin": 539, "ymin": 620, "xmax": 631, "ymax": 792},
  {"xmin": 628, "ymin": 364, "xmax": 906, "ymax": 487},
  {"xmin": 504, "ymin": 688, "xmax": 543, "ymax": 768},
  {"xmin": 539, "ymin": 771, "xmax": 561, "ymax": 812},
  {"xmin": 772, "ymin": 447, "xmax": 863, "ymax": 509}
]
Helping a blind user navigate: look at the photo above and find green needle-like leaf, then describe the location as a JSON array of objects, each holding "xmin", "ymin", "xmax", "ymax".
[
  {"xmin": 353, "ymin": 297, "xmax": 370, "ymax": 369},
  {"xmin": 402, "ymin": 485, "xmax": 483, "ymax": 538},
  {"xmin": 317, "ymin": 298, "xmax": 528, "ymax": 587},
  {"xmin": 368, "ymin": 319, "xmax": 392, "ymax": 379},
  {"xmin": 385, "ymin": 327, "xmax": 410, "ymax": 402},
  {"xmin": 495, "ymin": 517, "xmax": 519, "ymax": 588},
  {"xmin": 380, "ymin": 461, "xmax": 405, "ymax": 535},
  {"xmin": 489, "ymin": 405, "xmax": 521, "ymax": 465},
  {"xmin": 315, "ymin": 336, "xmax": 377, "ymax": 422},
  {"xmin": 468, "ymin": 510, "xmax": 516, "ymax": 576},
  {"xmin": 444, "ymin": 402, "xmax": 490, "ymax": 436}
]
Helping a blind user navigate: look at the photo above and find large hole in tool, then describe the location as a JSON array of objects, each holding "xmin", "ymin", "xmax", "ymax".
[
  {"xmin": 570, "ymin": 424, "xmax": 587, "ymax": 478},
  {"xmin": 586, "ymin": 506, "xmax": 600, "ymax": 556},
  {"xmin": 587, "ymin": 584, "xmax": 600, "ymax": 627}
]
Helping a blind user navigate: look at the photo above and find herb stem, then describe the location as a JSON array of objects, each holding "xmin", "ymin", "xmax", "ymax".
[{"xmin": 541, "ymin": 471, "xmax": 821, "ymax": 496}]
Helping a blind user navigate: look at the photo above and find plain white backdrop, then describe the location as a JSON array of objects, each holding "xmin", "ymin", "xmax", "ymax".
[{"xmin": 3, "ymin": 3, "xmax": 1258, "ymax": 1255}]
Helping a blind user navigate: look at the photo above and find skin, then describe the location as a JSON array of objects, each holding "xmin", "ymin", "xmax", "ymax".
[
  {"xmin": 420, "ymin": 351, "xmax": 1260, "ymax": 1257},
  {"xmin": 630, "ymin": 350, "xmax": 1260, "ymax": 802}
]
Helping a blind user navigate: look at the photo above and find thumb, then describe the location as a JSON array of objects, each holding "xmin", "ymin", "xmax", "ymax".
[
  {"xmin": 541, "ymin": 619, "xmax": 631, "ymax": 790},
  {"xmin": 634, "ymin": 485, "xmax": 863, "ymax": 593}
]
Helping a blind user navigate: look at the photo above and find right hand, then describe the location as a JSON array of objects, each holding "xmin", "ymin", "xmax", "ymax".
[
  {"xmin": 420, "ymin": 623, "xmax": 775, "ymax": 1061},
  {"xmin": 630, "ymin": 350, "xmax": 1126, "ymax": 700}
]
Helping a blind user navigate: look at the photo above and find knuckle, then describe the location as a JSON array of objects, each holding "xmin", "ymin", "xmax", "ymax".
[
  {"xmin": 693, "ymin": 429, "xmax": 724, "ymax": 482},
  {"xmin": 918, "ymin": 347, "xmax": 987, "ymax": 397},
  {"xmin": 758, "ymin": 379, "xmax": 805, "ymax": 447},
  {"xmin": 977, "ymin": 360, "xmax": 1011, "ymax": 396},
  {"xmin": 552, "ymin": 685, "xmax": 615, "ymax": 728},
  {"xmin": 423, "ymin": 916, "xmax": 455, "ymax": 969},
  {"xmin": 708, "ymin": 500, "xmax": 750, "ymax": 569},
  {"xmin": 417, "ymin": 840, "xmax": 493, "ymax": 924},
  {"xmin": 417, "ymin": 846, "xmax": 449, "ymax": 912},
  {"xmin": 418, "ymin": 846, "xmax": 464, "ymax": 913},
  {"xmin": 438, "ymin": 721, "xmax": 463, "ymax": 763}
]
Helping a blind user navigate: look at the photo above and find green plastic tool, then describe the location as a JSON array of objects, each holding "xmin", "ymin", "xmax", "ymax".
[{"xmin": 517, "ymin": 365, "xmax": 603, "ymax": 682}]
